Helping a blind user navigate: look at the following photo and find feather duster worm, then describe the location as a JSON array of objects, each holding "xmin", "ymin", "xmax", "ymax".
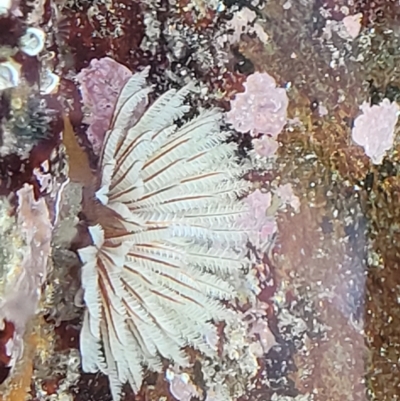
[{"xmin": 77, "ymin": 68, "xmax": 251, "ymax": 400}]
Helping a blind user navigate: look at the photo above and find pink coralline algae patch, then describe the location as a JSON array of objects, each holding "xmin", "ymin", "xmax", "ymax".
[
  {"xmin": 342, "ymin": 13, "xmax": 363, "ymax": 39},
  {"xmin": 244, "ymin": 300, "xmax": 277, "ymax": 356},
  {"xmin": 351, "ymin": 99, "xmax": 400, "ymax": 165},
  {"xmin": 275, "ymin": 183, "xmax": 300, "ymax": 213},
  {"xmin": 76, "ymin": 57, "xmax": 132, "ymax": 154},
  {"xmin": 0, "ymin": 184, "xmax": 52, "ymax": 370},
  {"xmin": 252, "ymin": 135, "xmax": 279, "ymax": 157},
  {"xmin": 226, "ymin": 72, "xmax": 288, "ymax": 138},
  {"xmin": 240, "ymin": 189, "xmax": 277, "ymax": 246}
]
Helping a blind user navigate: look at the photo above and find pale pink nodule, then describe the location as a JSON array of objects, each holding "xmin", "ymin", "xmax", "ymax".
[
  {"xmin": 167, "ymin": 371, "xmax": 201, "ymax": 401},
  {"xmin": 352, "ymin": 99, "xmax": 399, "ymax": 165},
  {"xmin": 226, "ymin": 72, "xmax": 288, "ymax": 137},
  {"xmin": 342, "ymin": 13, "xmax": 362, "ymax": 39},
  {"xmin": 238, "ymin": 189, "xmax": 277, "ymax": 245},
  {"xmin": 275, "ymin": 183, "xmax": 300, "ymax": 213},
  {"xmin": 252, "ymin": 135, "xmax": 279, "ymax": 157}
]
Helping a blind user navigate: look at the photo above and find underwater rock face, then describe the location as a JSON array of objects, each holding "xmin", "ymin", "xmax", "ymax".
[{"xmin": 1, "ymin": 0, "xmax": 400, "ymax": 400}]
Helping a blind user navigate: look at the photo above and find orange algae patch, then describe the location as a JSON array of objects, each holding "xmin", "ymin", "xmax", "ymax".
[
  {"xmin": 0, "ymin": 331, "xmax": 37, "ymax": 401},
  {"xmin": 0, "ymin": 314, "xmax": 57, "ymax": 401},
  {"xmin": 62, "ymin": 115, "xmax": 93, "ymax": 185}
]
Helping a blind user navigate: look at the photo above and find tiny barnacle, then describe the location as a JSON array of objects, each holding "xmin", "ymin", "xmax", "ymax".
[
  {"xmin": 40, "ymin": 70, "xmax": 60, "ymax": 94},
  {"xmin": 19, "ymin": 27, "xmax": 46, "ymax": 57},
  {"xmin": 0, "ymin": 0, "xmax": 11, "ymax": 16},
  {"xmin": 0, "ymin": 60, "xmax": 21, "ymax": 91}
]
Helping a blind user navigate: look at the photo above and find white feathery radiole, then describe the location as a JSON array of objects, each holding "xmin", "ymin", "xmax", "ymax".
[{"xmin": 77, "ymin": 67, "xmax": 251, "ymax": 400}]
